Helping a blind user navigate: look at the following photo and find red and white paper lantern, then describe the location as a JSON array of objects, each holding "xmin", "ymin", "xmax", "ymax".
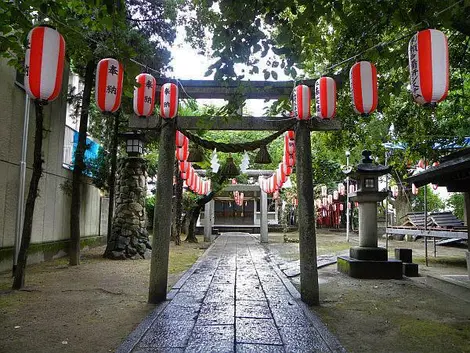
[
  {"xmin": 283, "ymin": 153, "xmax": 295, "ymax": 167},
  {"xmin": 408, "ymin": 29, "xmax": 449, "ymax": 105},
  {"xmin": 286, "ymin": 130, "xmax": 295, "ymax": 140},
  {"xmin": 96, "ymin": 58, "xmax": 124, "ymax": 113},
  {"xmin": 175, "ymin": 130, "xmax": 186, "ymax": 147},
  {"xmin": 284, "ymin": 134, "xmax": 296, "ymax": 155},
  {"xmin": 179, "ymin": 160, "xmax": 191, "ymax": 174},
  {"xmin": 160, "ymin": 82, "xmax": 178, "ymax": 119},
  {"xmin": 25, "ymin": 26, "xmax": 65, "ymax": 102},
  {"xmin": 292, "ymin": 85, "xmax": 311, "ymax": 120},
  {"xmin": 133, "ymin": 73, "xmax": 156, "ymax": 117},
  {"xmin": 282, "ymin": 162, "xmax": 293, "ymax": 176},
  {"xmin": 315, "ymin": 76, "xmax": 336, "ymax": 119},
  {"xmin": 350, "ymin": 61, "xmax": 378, "ymax": 115},
  {"xmin": 176, "ymin": 137, "xmax": 189, "ymax": 161}
]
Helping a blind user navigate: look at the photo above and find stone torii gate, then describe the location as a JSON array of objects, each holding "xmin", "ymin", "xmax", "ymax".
[{"xmin": 130, "ymin": 79, "xmax": 341, "ymax": 306}]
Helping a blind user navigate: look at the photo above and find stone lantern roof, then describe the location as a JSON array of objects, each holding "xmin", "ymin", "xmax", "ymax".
[{"xmin": 347, "ymin": 150, "xmax": 391, "ymax": 179}]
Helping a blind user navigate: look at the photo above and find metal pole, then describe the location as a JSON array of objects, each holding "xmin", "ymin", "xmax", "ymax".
[
  {"xmin": 424, "ymin": 160, "xmax": 428, "ymax": 267},
  {"xmin": 14, "ymin": 94, "xmax": 30, "ymax": 275},
  {"xmin": 385, "ymin": 152, "xmax": 389, "ymax": 251},
  {"xmin": 346, "ymin": 151, "xmax": 350, "ymax": 242}
]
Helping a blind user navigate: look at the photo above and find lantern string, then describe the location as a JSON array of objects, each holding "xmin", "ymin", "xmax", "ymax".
[
  {"xmin": 321, "ymin": 0, "xmax": 464, "ymax": 75},
  {"xmin": 33, "ymin": 0, "xmax": 463, "ymax": 85}
]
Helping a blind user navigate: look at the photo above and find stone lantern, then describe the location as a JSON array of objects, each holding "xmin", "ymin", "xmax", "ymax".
[
  {"xmin": 338, "ymin": 150, "xmax": 403, "ymax": 279},
  {"xmin": 122, "ymin": 131, "xmax": 145, "ymax": 157}
]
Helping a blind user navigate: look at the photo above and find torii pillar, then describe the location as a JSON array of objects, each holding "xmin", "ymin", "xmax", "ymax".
[
  {"xmin": 148, "ymin": 118, "xmax": 176, "ymax": 304},
  {"xmin": 296, "ymin": 120, "xmax": 319, "ymax": 306},
  {"xmin": 260, "ymin": 189, "xmax": 268, "ymax": 243}
]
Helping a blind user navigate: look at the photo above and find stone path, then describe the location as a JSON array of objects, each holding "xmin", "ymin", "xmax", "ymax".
[{"xmin": 117, "ymin": 233, "xmax": 346, "ymax": 353}]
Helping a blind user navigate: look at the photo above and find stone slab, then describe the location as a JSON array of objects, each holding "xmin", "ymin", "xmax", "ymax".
[
  {"xmin": 337, "ymin": 256, "xmax": 403, "ymax": 279},
  {"xmin": 118, "ymin": 233, "xmax": 345, "ymax": 353},
  {"xmin": 350, "ymin": 246, "xmax": 388, "ymax": 261},
  {"xmin": 403, "ymin": 262, "xmax": 419, "ymax": 277},
  {"xmin": 395, "ymin": 248, "xmax": 413, "ymax": 263}
]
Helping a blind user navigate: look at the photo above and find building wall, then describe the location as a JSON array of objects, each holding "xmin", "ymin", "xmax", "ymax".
[{"xmin": 0, "ymin": 59, "xmax": 103, "ymax": 271}]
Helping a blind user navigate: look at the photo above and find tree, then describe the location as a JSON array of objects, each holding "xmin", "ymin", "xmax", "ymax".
[
  {"xmin": 412, "ymin": 185, "xmax": 445, "ymax": 213},
  {"xmin": 447, "ymin": 192, "xmax": 465, "ymax": 221}
]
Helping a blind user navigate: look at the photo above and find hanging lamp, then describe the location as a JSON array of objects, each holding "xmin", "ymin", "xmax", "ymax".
[
  {"xmin": 220, "ymin": 155, "xmax": 240, "ymax": 178},
  {"xmin": 187, "ymin": 144, "xmax": 205, "ymax": 162},
  {"xmin": 254, "ymin": 145, "xmax": 272, "ymax": 164}
]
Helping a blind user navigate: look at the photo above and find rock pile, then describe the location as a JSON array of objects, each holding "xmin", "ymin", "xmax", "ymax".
[{"xmin": 105, "ymin": 157, "xmax": 151, "ymax": 259}]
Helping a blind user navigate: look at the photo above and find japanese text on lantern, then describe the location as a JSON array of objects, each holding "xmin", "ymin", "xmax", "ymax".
[{"xmin": 409, "ymin": 35, "xmax": 422, "ymax": 100}]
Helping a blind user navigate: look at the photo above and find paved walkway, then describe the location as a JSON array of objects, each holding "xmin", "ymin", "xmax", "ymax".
[{"xmin": 118, "ymin": 233, "xmax": 345, "ymax": 353}]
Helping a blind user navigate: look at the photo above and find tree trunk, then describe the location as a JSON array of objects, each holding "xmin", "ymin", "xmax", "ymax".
[
  {"xmin": 69, "ymin": 60, "xmax": 94, "ymax": 266},
  {"xmin": 395, "ymin": 188, "xmax": 411, "ymax": 225},
  {"xmin": 181, "ymin": 213, "xmax": 190, "ymax": 237},
  {"xmin": 107, "ymin": 111, "xmax": 119, "ymax": 241},
  {"xmin": 185, "ymin": 206, "xmax": 201, "ymax": 243},
  {"xmin": 12, "ymin": 101, "xmax": 44, "ymax": 290}
]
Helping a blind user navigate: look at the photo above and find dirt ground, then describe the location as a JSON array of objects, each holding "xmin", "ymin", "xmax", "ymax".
[
  {"xmin": 0, "ymin": 238, "xmax": 209, "ymax": 353},
  {"xmin": 268, "ymin": 230, "xmax": 470, "ymax": 353},
  {"xmin": 1, "ymin": 231, "xmax": 469, "ymax": 353}
]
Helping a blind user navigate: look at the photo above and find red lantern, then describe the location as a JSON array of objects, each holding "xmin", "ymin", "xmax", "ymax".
[
  {"xmin": 292, "ymin": 85, "xmax": 311, "ymax": 120},
  {"xmin": 282, "ymin": 162, "xmax": 293, "ymax": 176},
  {"xmin": 133, "ymin": 73, "xmax": 156, "ymax": 117},
  {"xmin": 333, "ymin": 190, "xmax": 339, "ymax": 200},
  {"xmin": 283, "ymin": 153, "xmax": 295, "ymax": 167},
  {"xmin": 175, "ymin": 130, "xmax": 186, "ymax": 147},
  {"xmin": 95, "ymin": 58, "xmax": 124, "ymax": 113},
  {"xmin": 328, "ymin": 195, "xmax": 333, "ymax": 204},
  {"xmin": 24, "ymin": 26, "xmax": 65, "ymax": 102},
  {"xmin": 160, "ymin": 82, "xmax": 178, "ymax": 119},
  {"xmin": 286, "ymin": 130, "xmax": 295, "ymax": 140},
  {"xmin": 412, "ymin": 183, "xmax": 419, "ymax": 195},
  {"xmin": 180, "ymin": 171, "xmax": 188, "ymax": 180},
  {"xmin": 350, "ymin": 61, "xmax": 378, "ymax": 115},
  {"xmin": 315, "ymin": 76, "xmax": 337, "ymax": 119},
  {"xmin": 179, "ymin": 160, "xmax": 191, "ymax": 174},
  {"xmin": 340, "ymin": 203, "xmax": 344, "ymax": 211},
  {"xmin": 176, "ymin": 137, "xmax": 189, "ymax": 161},
  {"xmin": 408, "ymin": 29, "xmax": 449, "ymax": 105},
  {"xmin": 284, "ymin": 135, "xmax": 296, "ymax": 155}
]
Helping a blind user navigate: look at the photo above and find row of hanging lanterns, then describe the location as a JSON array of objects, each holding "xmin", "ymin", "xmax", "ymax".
[
  {"xmin": 175, "ymin": 130, "xmax": 211, "ymax": 195},
  {"xmin": 25, "ymin": 25, "xmax": 448, "ymax": 121},
  {"xmin": 290, "ymin": 29, "xmax": 449, "ymax": 120},
  {"xmin": 95, "ymin": 57, "xmax": 179, "ymax": 118},
  {"xmin": 259, "ymin": 131, "xmax": 296, "ymax": 194}
]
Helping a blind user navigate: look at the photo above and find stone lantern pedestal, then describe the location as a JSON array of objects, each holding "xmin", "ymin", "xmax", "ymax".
[{"xmin": 337, "ymin": 151, "xmax": 402, "ymax": 279}]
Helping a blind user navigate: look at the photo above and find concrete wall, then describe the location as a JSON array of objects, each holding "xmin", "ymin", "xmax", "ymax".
[{"xmin": 0, "ymin": 59, "xmax": 102, "ymax": 271}]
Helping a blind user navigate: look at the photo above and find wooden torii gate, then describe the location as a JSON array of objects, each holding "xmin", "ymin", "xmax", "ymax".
[{"xmin": 130, "ymin": 79, "xmax": 341, "ymax": 306}]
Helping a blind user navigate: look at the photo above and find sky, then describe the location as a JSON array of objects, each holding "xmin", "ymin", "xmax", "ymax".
[{"xmin": 168, "ymin": 27, "xmax": 291, "ymax": 116}]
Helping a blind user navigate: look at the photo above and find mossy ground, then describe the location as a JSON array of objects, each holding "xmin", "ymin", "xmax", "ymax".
[
  {"xmin": 268, "ymin": 230, "xmax": 470, "ymax": 353},
  {"xmin": 0, "ymin": 236, "xmax": 208, "ymax": 353}
]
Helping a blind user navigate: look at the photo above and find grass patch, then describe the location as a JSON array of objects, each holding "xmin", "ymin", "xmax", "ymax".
[
  {"xmin": 414, "ymin": 256, "xmax": 467, "ymax": 267},
  {"xmin": 397, "ymin": 317, "xmax": 470, "ymax": 353}
]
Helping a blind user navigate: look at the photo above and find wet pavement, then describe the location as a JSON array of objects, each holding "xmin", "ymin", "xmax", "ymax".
[{"xmin": 117, "ymin": 232, "xmax": 345, "ymax": 353}]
